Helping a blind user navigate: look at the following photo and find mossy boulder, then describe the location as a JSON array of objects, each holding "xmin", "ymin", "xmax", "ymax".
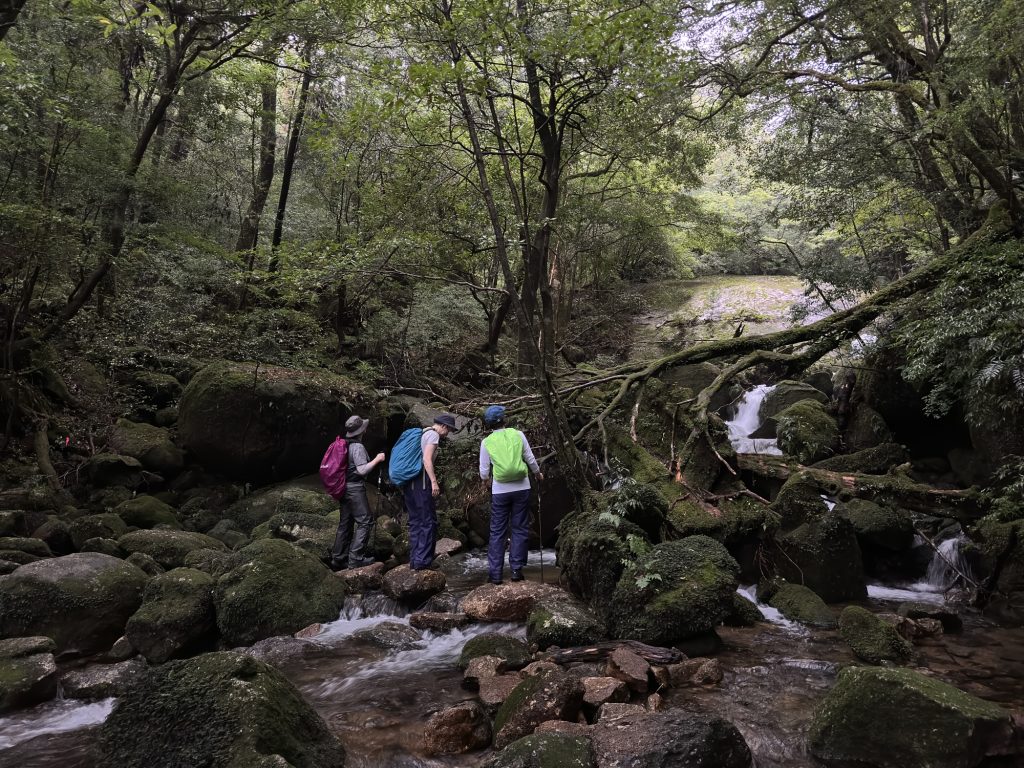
[
  {"xmin": 483, "ymin": 733, "xmax": 595, "ymax": 768},
  {"xmin": 118, "ymin": 529, "xmax": 226, "ymax": 570},
  {"xmin": 771, "ymin": 472, "xmax": 827, "ymax": 528},
  {"xmin": 776, "ymin": 400, "xmax": 840, "ymax": 464},
  {"xmin": 130, "ymin": 370, "xmax": 184, "ymax": 407},
  {"xmin": 768, "ymin": 583, "xmax": 835, "ymax": 628},
  {"xmin": 838, "ymin": 606, "xmax": 913, "ymax": 665},
  {"xmin": 607, "ymin": 536, "xmax": 739, "ymax": 644},
  {"xmin": 667, "ymin": 495, "xmax": 771, "ymax": 550},
  {"xmin": 251, "ymin": 511, "xmax": 338, "ymax": 552},
  {"xmin": 759, "ymin": 380, "xmax": 829, "ymax": 421},
  {"xmin": 844, "ymin": 402, "xmax": 895, "ymax": 452},
  {"xmin": 0, "ymin": 553, "xmax": 148, "ymax": 655},
  {"xmin": 114, "ymin": 496, "xmax": 181, "ymax": 530},
  {"xmin": 0, "ymin": 537, "xmax": 52, "ymax": 559},
  {"xmin": 125, "ymin": 568, "xmax": 217, "ymax": 663},
  {"xmin": 178, "ymin": 360, "xmax": 370, "ymax": 482},
  {"xmin": 808, "ymin": 666, "xmax": 1017, "ymax": 768},
  {"xmin": 526, "ymin": 595, "xmax": 605, "ymax": 651},
  {"xmin": 812, "ymin": 443, "xmax": 909, "ymax": 474},
  {"xmin": 214, "ymin": 538, "xmax": 347, "ymax": 646},
  {"xmin": 0, "ymin": 637, "xmax": 59, "ymax": 713},
  {"xmin": 590, "ymin": 709, "xmax": 752, "ymax": 768},
  {"xmin": 970, "ymin": 518, "xmax": 1024, "ymax": 605},
  {"xmin": 224, "ymin": 485, "xmax": 337, "ymax": 534},
  {"xmin": 724, "ymin": 592, "xmax": 764, "ymax": 627},
  {"xmin": 493, "ymin": 669, "xmax": 585, "ymax": 750},
  {"xmin": 96, "ymin": 651, "xmax": 346, "ymax": 768},
  {"xmin": 774, "ymin": 515, "xmax": 866, "ymax": 602},
  {"xmin": 459, "ymin": 632, "xmax": 531, "ymax": 671},
  {"xmin": 108, "ymin": 419, "xmax": 185, "ymax": 476},
  {"xmin": 837, "ymin": 499, "xmax": 914, "ymax": 553},
  {"xmin": 556, "ymin": 510, "xmax": 638, "ymax": 610},
  {"xmin": 82, "ymin": 453, "xmax": 146, "ymax": 489},
  {"xmin": 69, "ymin": 513, "xmax": 129, "ymax": 551}
]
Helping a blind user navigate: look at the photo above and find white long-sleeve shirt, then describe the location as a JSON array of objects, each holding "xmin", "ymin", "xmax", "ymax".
[{"xmin": 479, "ymin": 429, "xmax": 541, "ymax": 494}]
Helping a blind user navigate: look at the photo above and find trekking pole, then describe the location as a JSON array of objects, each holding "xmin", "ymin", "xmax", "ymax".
[{"xmin": 536, "ymin": 476, "xmax": 545, "ymax": 585}]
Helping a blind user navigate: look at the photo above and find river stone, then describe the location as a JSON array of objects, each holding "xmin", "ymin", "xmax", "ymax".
[
  {"xmin": 382, "ymin": 564, "xmax": 446, "ymax": 603},
  {"xmin": 410, "ymin": 611, "xmax": 472, "ymax": 632},
  {"xmin": 130, "ymin": 370, "xmax": 183, "ymax": 406},
  {"xmin": 607, "ymin": 536, "xmax": 739, "ymax": 645},
  {"xmin": 897, "ymin": 602, "xmax": 963, "ymax": 633},
  {"xmin": 812, "ymin": 442, "xmax": 910, "ymax": 474},
  {"xmin": 83, "ymin": 453, "xmax": 146, "ymax": 489},
  {"xmin": 484, "ymin": 732, "xmax": 596, "ymax": 768},
  {"xmin": 224, "ymin": 485, "xmax": 337, "ymax": 534},
  {"xmin": 352, "ymin": 620, "xmax": 421, "ymax": 650},
  {"xmin": 844, "ymin": 403, "xmax": 894, "ymax": 452},
  {"xmin": 125, "ymin": 551, "xmax": 165, "ymax": 576},
  {"xmin": 96, "ymin": 651, "xmax": 346, "ymax": 768},
  {"xmin": 435, "ymin": 537, "xmax": 463, "ymax": 557},
  {"xmin": 61, "ymin": 658, "xmax": 147, "ymax": 700},
  {"xmin": 837, "ymin": 499, "xmax": 914, "ymax": 553},
  {"xmin": 808, "ymin": 667, "xmax": 1018, "ymax": 768},
  {"xmin": 0, "ymin": 649, "xmax": 58, "ymax": 712},
  {"xmin": 118, "ymin": 529, "xmax": 226, "ymax": 569},
  {"xmin": 590, "ymin": 709, "xmax": 752, "ymax": 768},
  {"xmin": 0, "ymin": 553, "xmax": 148, "ymax": 655},
  {"xmin": 69, "ymin": 513, "xmax": 129, "ymax": 550},
  {"xmin": 582, "ymin": 677, "xmax": 629, "ymax": 708},
  {"xmin": 606, "ymin": 647, "xmax": 650, "ymax": 693},
  {"xmin": 526, "ymin": 594, "xmax": 605, "ymax": 650},
  {"xmin": 422, "ymin": 700, "xmax": 492, "ymax": 756},
  {"xmin": 31, "ymin": 516, "xmax": 74, "ymax": 555},
  {"xmin": 668, "ymin": 658, "xmax": 724, "ymax": 687},
  {"xmin": 767, "ymin": 583, "xmax": 836, "ymax": 628},
  {"xmin": 774, "ymin": 514, "xmax": 867, "ymax": 602},
  {"xmin": 0, "ymin": 636, "xmax": 56, "ymax": 657},
  {"xmin": 177, "ymin": 360, "xmax": 370, "ymax": 482},
  {"xmin": 126, "ymin": 568, "xmax": 216, "ymax": 663},
  {"xmin": 337, "ymin": 561, "xmax": 386, "ymax": 592},
  {"xmin": 108, "ymin": 419, "xmax": 185, "ymax": 476},
  {"xmin": 251, "ymin": 510, "xmax": 337, "ymax": 545},
  {"xmin": 724, "ymin": 592, "xmax": 764, "ymax": 626},
  {"xmin": 81, "ymin": 536, "xmax": 126, "ymax": 558},
  {"xmin": 114, "ymin": 495, "xmax": 181, "ymax": 529},
  {"xmin": 771, "ymin": 472, "xmax": 828, "ymax": 528},
  {"xmin": 459, "ymin": 633, "xmax": 531, "ymax": 671},
  {"xmin": 759, "ymin": 380, "xmax": 829, "ymax": 421},
  {"xmin": 493, "ymin": 668, "xmax": 585, "ymax": 750},
  {"xmin": 838, "ymin": 606, "xmax": 914, "ymax": 665},
  {"xmin": 598, "ymin": 703, "xmax": 647, "ymax": 721},
  {"xmin": 463, "ymin": 582, "xmax": 563, "ymax": 622},
  {"xmin": 214, "ymin": 538, "xmax": 347, "ymax": 646},
  {"xmin": 0, "ymin": 537, "xmax": 52, "ymax": 558},
  {"xmin": 465, "ymin": 655, "xmax": 507, "ymax": 689},
  {"xmin": 775, "ymin": 400, "xmax": 840, "ymax": 463}
]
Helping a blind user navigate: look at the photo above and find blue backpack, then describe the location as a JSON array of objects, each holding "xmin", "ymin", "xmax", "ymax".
[{"xmin": 389, "ymin": 428, "xmax": 426, "ymax": 486}]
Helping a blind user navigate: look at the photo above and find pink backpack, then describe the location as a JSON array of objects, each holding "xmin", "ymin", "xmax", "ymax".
[{"xmin": 319, "ymin": 436, "xmax": 349, "ymax": 500}]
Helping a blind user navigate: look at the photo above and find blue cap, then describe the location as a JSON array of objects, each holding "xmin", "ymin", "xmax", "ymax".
[{"xmin": 484, "ymin": 405, "xmax": 506, "ymax": 425}]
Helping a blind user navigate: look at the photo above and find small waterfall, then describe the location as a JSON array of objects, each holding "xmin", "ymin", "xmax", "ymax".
[
  {"xmin": 726, "ymin": 385, "xmax": 783, "ymax": 456},
  {"xmin": 737, "ymin": 585, "xmax": 803, "ymax": 632},
  {"xmin": 925, "ymin": 533, "xmax": 973, "ymax": 591},
  {"xmin": 0, "ymin": 698, "xmax": 115, "ymax": 750}
]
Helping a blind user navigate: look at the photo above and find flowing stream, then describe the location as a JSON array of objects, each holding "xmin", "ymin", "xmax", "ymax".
[{"xmin": 725, "ymin": 384, "xmax": 783, "ymax": 456}]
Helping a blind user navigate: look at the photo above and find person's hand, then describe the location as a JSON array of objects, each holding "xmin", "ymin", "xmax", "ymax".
[
  {"xmin": 537, "ymin": 472, "xmax": 545, "ymax": 482},
  {"xmin": 374, "ymin": 452, "xmax": 385, "ymax": 464},
  {"xmin": 431, "ymin": 480, "xmax": 441, "ymax": 498}
]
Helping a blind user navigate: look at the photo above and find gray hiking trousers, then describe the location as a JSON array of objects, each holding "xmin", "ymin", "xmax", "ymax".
[{"xmin": 331, "ymin": 484, "xmax": 373, "ymax": 567}]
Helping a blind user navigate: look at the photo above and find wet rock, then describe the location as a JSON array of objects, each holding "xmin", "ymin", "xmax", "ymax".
[
  {"xmin": 522, "ymin": 661, "xmax": 561, "ymax": 677},
  {"xmin": 224, "ymin": 484, "xmax": 337, "ymax": 534},
  {"xmin": 0, "ymin": 637, "xmax": 58, "ymax": 712},
  {"xmin": 483, "ymin": 732, "xmax": 595, "ymax": 768},
  {"xmin": 114, "ymin": 495, "xmax": 181, "ymax": 529},
  {"xmin": 493, "ymin": 669, "xmax": 586, "ymax": 749},
  {"xmin": 598, "ymin": 703, "xmax": 647, "ymax": 721},
  {"xmin": 337, "ymin": 561, "xmax": 385, "ymax": 592},
  {"xmin": 844, "ymin": 403, "xmax": 894, "ymax": 452},
  {"xmin": 668, "ymin": 658, "xmax": 723, "ymax": 687},
  {"xmin": 109, "ymin": 419, "xmax": 185, "ymax": 477},
  {"xmin": 767, "ymin": 583, "xmax": 836, "ymax": 628},
  {"xmin": 96, "ymin": 651, "xmax": 346, "ymax": 767},
  {"xmin": 103, "ymin": 636, "xmax": 137, "ymax": 662},
  {"xmin": 879, "ymin": 613, "xmax": 944, "ymax": 641},
  {"xmin": 645, "ymin": 693, "xmax": 664, "ymax": 711},
  {"xmin": 812, "ymin": 443, "xmax": 910, "ymax": 474},
  {"xmin": 214, "ymin": 539, "xmax": 347, "ymax": 646},
  {"xmin": 479, "ymin": 674, "xmax": 524, "ymax": 708},
  {"xmin": 808, "ymin": 666, "xmax": 1019, "ymax": 768},
  {"xmin": 0, "ymin": 537, "xmax": 51, "ymax": 558},
  {"xmin": 382, "ymin": 564, "xmax": 446, "ymax": 603},
  {"xmin": 774, "ymin": 515, "xmax": 867, "ymax": 602},
  {"xmin": 31, "ymin": 517, "xmax": 74, "ymax": 555},
  {"xmin": 81, "ymin": 536, "xmax": 125, "ymax": 558},
  {"xmin": 760, "ymin": 380, "xmax": 828, "ymax": 421},
  {"xmin": 460, "ymin": 633, "xmax": 531, "ymax": 671},
  {"xmin": 465, "ymin": 655, "xmax": 507, "ymax": 688},
  {"xmin": 771, "ymin": 472, "xmax": 827, "ymax": 528},
  {"xmin": 205, "ymin": 519, "xmax": 248, "ymax": 550},
  {"xmin": 839, "ymin": 606, "xmax": 914, "ymax": 665},
  {"xmin": 0, "ymin": 553, "xmax": 148, "ymax": 655},
  {"xmin": 0, "ymin": 558, "xmax": 19, "ymax": 573},
  {"xmin": 607, "ymin": 536, "xmax": 739, "ymax": 645},
  {"xmin": 410, "ymin": 611, "xmax": 472, "ymax": 632},
  {"xmin": 118, "ymin": 529, "xmax": 226, "ymax": 570},
  {"xmin": 83, "ymin": 453, "xmax": 145, "ymax": 489},
  {"xmin": 435, "ymin": 537, "xmax": 462, "ymax": 557},
  {"xmin": 251, "ymin": 510, "xmax": 337, "ymax": 549},
  {"xmin": 125, "ymin": 551, "xmax": 165, "ymax": 576},
  {"xmin": 589, "ymin": 709, "xmax": 752, "ymax": 768},
  {"xmin": 183, "ymin": 547, "xmax": 232, "ymax": 577},
  {"xmin": 178, "ymin": 359, "xmax": 371, "ymax": 482},
  {"xmin": 527, "ymin": 594, "xmax": 605, "ymax": 651},
  {"xmin": 897, "ymin": 602, "xmax": 963, "ymax": 633},
  {"xmin": 605, "ymin": 647, "xmax": 650, "ymax": 694},
  {"xmin": 724, "ymin": 592, "xmax": 764, "ymax": 626},
  {"xmin": 352, "ymin": 620, "xmax": 421, "ymax": 650},
  {"xmin": 61, "ymin": 658, "xmax": 147, "ymax": 700},
  {"xmin": 69, "ymin": 513, "xmax": 129, "ymax": 550},
  {"xmin": 837, "ymin": 499, "xmax": 913, "ymax": 553},
  {"xmin": 776, "ymin": 400, "xmax": 840, "ymax": 463},
  {"xmin": 463, "ymin": 582, "xmax": 563, "ymax": 622},
  {"xmin": 126, "ymin": 568, "xmax": 216, "ymax": 663},
  {"xmin": 423, "ymin": 701, "xmax": 492, "ymax": 756},
  {"xmin": 294, "ymin": 623, "xmax": 323, "ymax": 639},
  {"xmin": 582, "ymin": 677, "xmax": 629, "ymax": 708}
]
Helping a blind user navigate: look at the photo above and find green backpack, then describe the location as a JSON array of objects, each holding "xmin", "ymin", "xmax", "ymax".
[{"xmin": 484, "ymin": 428, "xmax": 528, "ymax": 483}]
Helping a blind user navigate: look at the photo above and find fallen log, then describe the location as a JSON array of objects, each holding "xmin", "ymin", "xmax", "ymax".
[
  {"xmin": 540, "ymin": 640, "xmax": 686, "ymax": 665},
  {"xmin": 736, "ymin": 453, "xmax": 984, "ymax": 522}
]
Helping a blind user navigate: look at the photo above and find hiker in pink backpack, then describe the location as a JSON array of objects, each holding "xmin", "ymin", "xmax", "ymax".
[{"xmin": 328, "ymin": 415, "xmax": 384, "ymax": 571}]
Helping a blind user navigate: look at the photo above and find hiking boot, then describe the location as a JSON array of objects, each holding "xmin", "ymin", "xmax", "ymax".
[
  {"xmin": 350, "ymin": 556, "xmax": 377, "ymax": 568},
  {"xmin": 510, "ymin": 569, "xmax": 524, "ymax": 582},
  {"xmin": 328, "ymin": 560, "xmax": 347, "ymax": 573},
  {"xmin": 488, "ymin": 577, "xmax": 503, "ymax": 585}
]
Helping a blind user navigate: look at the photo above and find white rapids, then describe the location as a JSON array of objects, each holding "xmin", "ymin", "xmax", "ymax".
[{"xmin": 726, "ymin": 385, "xmax": 783, "ymax": 456}]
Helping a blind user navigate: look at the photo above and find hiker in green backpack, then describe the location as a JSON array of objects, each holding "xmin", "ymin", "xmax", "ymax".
[{"xmin": 479, "ymin": 405, "xmax": 543, "ymax": 584}]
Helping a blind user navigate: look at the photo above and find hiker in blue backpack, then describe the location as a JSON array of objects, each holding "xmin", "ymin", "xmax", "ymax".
[
  {"xmin": 479, "ymin": 405, "xmax": 543, "ymax": 585},
  {"xmin": 328, "ymin": 415, "xmax": 385, "ymax": 571},
  {"xmin": 391, "ymin": 413, "xmax": 457, "ymax": 571}
]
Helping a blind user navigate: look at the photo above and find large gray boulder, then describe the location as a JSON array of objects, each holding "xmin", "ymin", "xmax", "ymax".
[
  {"xmin": 108, "ymin": 418, "xmax": 185, "ymax": 476},
  {"xmin": 493, "ymin": 668, "xmax": 585, "ymax": 749},
  {"xmin": 126, "ymin": 568, "xmax": 217, "ymax": 663},
  {"xmin": 0, "ymin": 553, "xmax": 148, "ymax": 655},
  {"xmin": 118, "ymin": 529, "xmax": 226, "ymax": 570},
  {"xmin": 0, "ymin": 636, "xmax": 59, "ymax": 712},
  {"xmin": 177, "ymin": 360, "xmax": 371, "ymax": 482},
  {"xmin": 590, "ymin": 709, "xmax": 752, "ymax": 768},
  {"xmin": 759, "ymin": 380, "xmax": 829, "ymax": 421},
  {"xmin": 96, "ymin": 651, "xmax": 346, "ymax": 768},
  {"xmin": 224, "ymin": 484, "xmax": 337, "ymax": 533}
]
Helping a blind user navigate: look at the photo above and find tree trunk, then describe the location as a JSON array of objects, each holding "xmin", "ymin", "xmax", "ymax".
[
  {"xmin": 0, "ymin": 0, "xmax": 27, "ymax": 42},
  {"xmin": 236, "ymin": 63, "xmax": 278, "ymax": 252},
  {"xmin": 269, "ymin": 42, "xmax": 313, "ymax": 269}
]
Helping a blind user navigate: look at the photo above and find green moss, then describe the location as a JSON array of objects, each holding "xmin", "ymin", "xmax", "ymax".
[
  {"xmin": 115, "ymin": 496, "xmax": 181, "ymax": 530},
  {"xmin": 760, "ymin": 381, "xmax": 829, "ymax": 420},
  {"xmin": 126, "ymin": 568, "xmax": 216, "ymax": 663},
  {"xmin": 776, "ymin": 400, "xmax": 840, "ymax": 464},
  {"xmin": 774, "ymin": 515, "xmax": 867, "ymax": 602},
  {"xmin": 69, "ymin": 513, "xmax": 129, "ymax": 550},
  {"xmin": 118, "ymin": 530, "xmax": 226, "ymax": 570},
  {"xmin": 724, "ymin": 592, "xmax": 764, "ymax": 626},
  {"xmin": 837, "ymin": 499, "xmax": 913, "ymax": 552},
  {"xmin": 458, "ymin": 632, "xmax": 530, "ymax": 670},
  {"xmin": 838, "ymin": 606, "xmax": 913, "ymax": 664},
  {"xmin": 768, "ymin": 583, "xmax": 835, "ymax": 628},
  {"xmin": 556, "ymin": 507, "xmax": 639, "ymax": 612},
  {"xmin": 812, "ymin": 443, "xmax": 909, "ymax": 474},
  {"xmin": 526, "ymin": 597, "xmax": 605, "ymax": 650},
  {"xmin": 493, "ymin": 673, "xmax": 546, "ymax": 735},
  {"xmin": 970, "ymin": 518, "xmax": 1024, "ymax": 596},
  {"xmin": 668, "ymin": 496, "xmax": 771, "ymax": 547},
  {"xmin": 484, "ymin": 733, "xmax": 595, "ymax": 768},
  {"xmin": 224, "ymin": 486, "xmax": 337, "ymax": 534},
  {"xmin": 771, "ymin": 472, "xmax": 827, "ymax": 528}
]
